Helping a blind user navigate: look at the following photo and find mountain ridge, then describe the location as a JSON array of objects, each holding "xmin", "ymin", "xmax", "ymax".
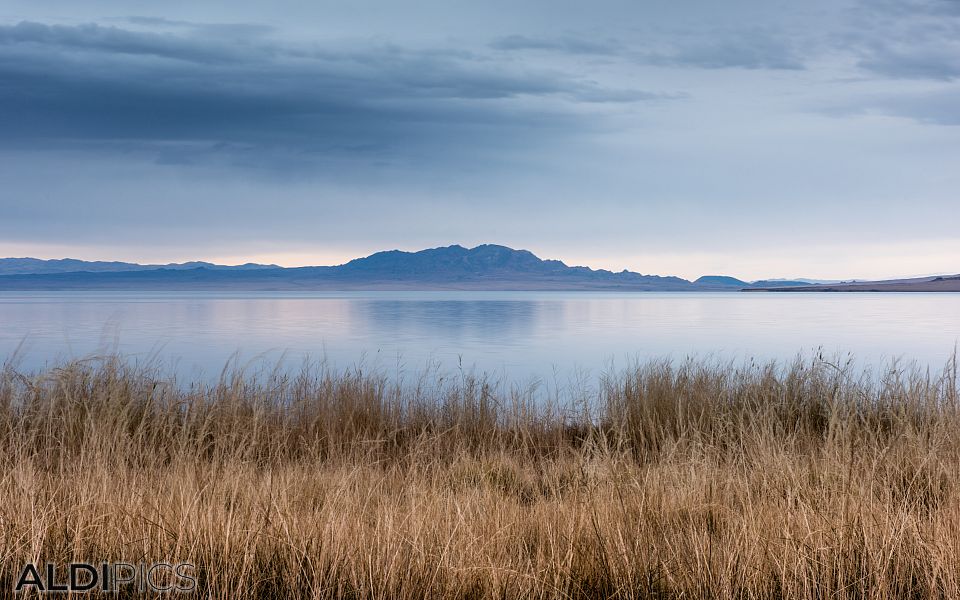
[
  {"xmin": 0, "ymin": 244, "xmax": 928, "ymax": 291},
  {"xmin": 0, "ymin": 257, "xmax": 279, "ymax": 276}
]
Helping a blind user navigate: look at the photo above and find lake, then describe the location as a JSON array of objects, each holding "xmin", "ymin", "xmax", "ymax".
[{"xmin": 1, "ymin": 291, "xmax": 958, "ymax": 381}]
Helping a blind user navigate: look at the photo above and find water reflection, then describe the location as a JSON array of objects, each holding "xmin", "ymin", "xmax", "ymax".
[
  {"xmin": 351, "ymin": 299, "xmax": 543, "ymax": 340},
  {"xmin": 0, "ymin": 291, "xmax": 957, "ymax": 379}
]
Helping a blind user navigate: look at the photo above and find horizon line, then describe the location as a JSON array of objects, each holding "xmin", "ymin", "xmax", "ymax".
[{"xmin": 2, "ymin": 243, "xmax": 957, "ymax": 284}]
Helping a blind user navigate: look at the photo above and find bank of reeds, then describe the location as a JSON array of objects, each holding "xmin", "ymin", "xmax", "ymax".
[{"xmin": 1, "ymin": 353, "xmax": 959, "ymax": 598}]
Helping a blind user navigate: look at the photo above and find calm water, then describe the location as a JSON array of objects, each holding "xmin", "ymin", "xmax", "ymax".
[{"xmin": 1, "ymin": 291, "xmax": 958, "ymax": 380}]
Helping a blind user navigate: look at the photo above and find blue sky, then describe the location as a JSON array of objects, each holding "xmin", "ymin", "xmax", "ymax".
[{"xmin": 1, "ymin": 0, "xmax": 958, "ymax": 280}]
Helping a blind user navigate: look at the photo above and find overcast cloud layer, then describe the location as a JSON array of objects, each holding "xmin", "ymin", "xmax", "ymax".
[{"xmin": 1, "ymin": 0, "xmax": 958, "ymax": 280}]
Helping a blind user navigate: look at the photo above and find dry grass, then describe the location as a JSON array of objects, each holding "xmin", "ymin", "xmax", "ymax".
[{"xmin": 1, "ymin": 354, "xmax": 959, "ymax": 598}]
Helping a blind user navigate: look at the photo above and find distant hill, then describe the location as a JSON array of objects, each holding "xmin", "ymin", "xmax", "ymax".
[
  {"xmin": 2, "ymin": 245, "xmax": 950, "ymax": 292},
  {"xmin": 340, "ymin": 245, "xmax": 569, "ymax": 278},
  {"xmin": 693, "ymin": 275, "xmax": 750, "ymax": 289},
  {"xmin": 695, "ymin": 275, "xmax": 813, "ymax": 289},
  {"xmin": 0, "ymin": 244, "xmax": 699, "ymax": 291},
  {"xmin": 749, "ymin": 279, "xmax": 815, "ymax": 288},
  {"xmin": 694, "ymin": 275, "xmax": 749, "ymax": 287},
  {"xmin": 745, "ymin": 274, "xmax": 960, "ymax": 293},
  {"xmin": 759, "ymin": 278, "xmax": 848, "ymax": 285},
  {"xmin": 0, "ymin": 257, "xmax": 278, "ymax": 276}
]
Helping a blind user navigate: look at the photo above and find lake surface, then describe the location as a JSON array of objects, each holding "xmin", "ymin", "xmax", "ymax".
[{"xmin": 1, "ymin": 291, "xmax": 958, "ymax": 381}]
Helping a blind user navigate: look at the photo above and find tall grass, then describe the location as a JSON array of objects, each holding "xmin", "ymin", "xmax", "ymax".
[{"xmin": 1, "ymin": 354, "xmax": 959, "ymax": 598}]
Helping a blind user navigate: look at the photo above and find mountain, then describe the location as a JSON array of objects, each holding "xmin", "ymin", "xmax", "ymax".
[
  {"xmin": 3, "ymin": 244, "xmax": 950, "ymax": 292},
  {"xmin": 0, "ymin": 257, "xmax": 278, "ymax": 276},
  {"xmin": 694, "ymin": 275, "xmax": 749, "ymax": 287},
  {"xmin": 695, "ymin": 275, "xmax": 814, "ymax": 289},
  {"xmin": 335, "ymin": 245, "xmax": 693, "ymax": 287},
  {"xmin": 0, "ymin": 244, "xmax": 698, "ymax": 291},
  {"xmin": 339, "ymin": 245, "xmax": 568, "ymax": 278}
]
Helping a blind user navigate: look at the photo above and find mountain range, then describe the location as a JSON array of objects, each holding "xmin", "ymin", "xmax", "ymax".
[
  {"xmin": 0, "ymin": 257, "xmax": 279, "ymax": 275},
  {"xmin": 0, "ymin": 245, "xmax": 954, "ymax": 291}
]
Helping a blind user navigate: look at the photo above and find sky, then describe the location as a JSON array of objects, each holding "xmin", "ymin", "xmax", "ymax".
[{"xmin": 0, "ymin": 0, "xmax": 958, "ymax": 281}]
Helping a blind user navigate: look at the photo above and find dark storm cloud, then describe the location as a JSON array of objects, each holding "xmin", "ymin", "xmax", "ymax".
[{"xmin": 0, "ymin": 20, "xmax": 665, "ymax": 169}]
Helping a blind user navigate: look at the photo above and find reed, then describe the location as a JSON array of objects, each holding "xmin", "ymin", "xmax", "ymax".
[{"xmin": 1, "ymin": 353, "xmax": 958, "ymax": 598}]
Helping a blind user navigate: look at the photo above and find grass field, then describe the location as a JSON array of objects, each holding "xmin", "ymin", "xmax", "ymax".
[{"xmin": 1, "ymin": 354, "xmax": 958, "ymax": 598}]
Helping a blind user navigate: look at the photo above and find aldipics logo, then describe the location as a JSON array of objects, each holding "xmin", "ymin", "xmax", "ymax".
[{"xmin": 13, "ymin": 562, "xmax": 196, "ymax": 593}]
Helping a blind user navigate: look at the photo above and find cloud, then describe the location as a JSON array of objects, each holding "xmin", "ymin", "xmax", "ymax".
[
  {"xmin": 122, "ymin": 16, "xmax": 275, "ymax": 38},
  {"xmin": 642, "ymin": 30, "xmax": 806, "ymax": 70},
  {"xmin": 868, "ymin": 89, "xmax": 960, "ymax": 125},
  {"xmin": 863, "ymin": 0, "xmax": 960, "ymax": 17},
  {"xmin": 890, "ymin": 89, "xmax": 960, "ymax": 125},
  {"xmin": 0, "ymin": 20, "xmax": 669, "ymax": 170},
  {"xmin": 817, "ymin": 83, "xmax": 960, "ymax": 126},
  {"xmin": 843, "ymin": 0, "xmax": 960, "ymax": 80},
  {"xmin": 859, "ymin": 43, "xmax": 960, "ymax": 81},
  {"xmin": 1, "ymin": 1, "xmax": 959, "ymax": 270},
  {"xmin": 491, "ymin": 34, "xmax": 622, "ymax": 55},
  {"xmin": 491, "ymin": 28, "xmax": 806, "ymax": 70},
  {"xmin": 856, "ymin": 39, "xmax": 960, "ymax": 81},
  {"xmin": 0, "ymin": 21, "xmax": 247, "ymax": 63}
]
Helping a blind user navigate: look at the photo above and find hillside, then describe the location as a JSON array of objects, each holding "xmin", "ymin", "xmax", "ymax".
[{"xmin": 0, "ymin": 245, "xmax": 698, "ymax": 291}]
